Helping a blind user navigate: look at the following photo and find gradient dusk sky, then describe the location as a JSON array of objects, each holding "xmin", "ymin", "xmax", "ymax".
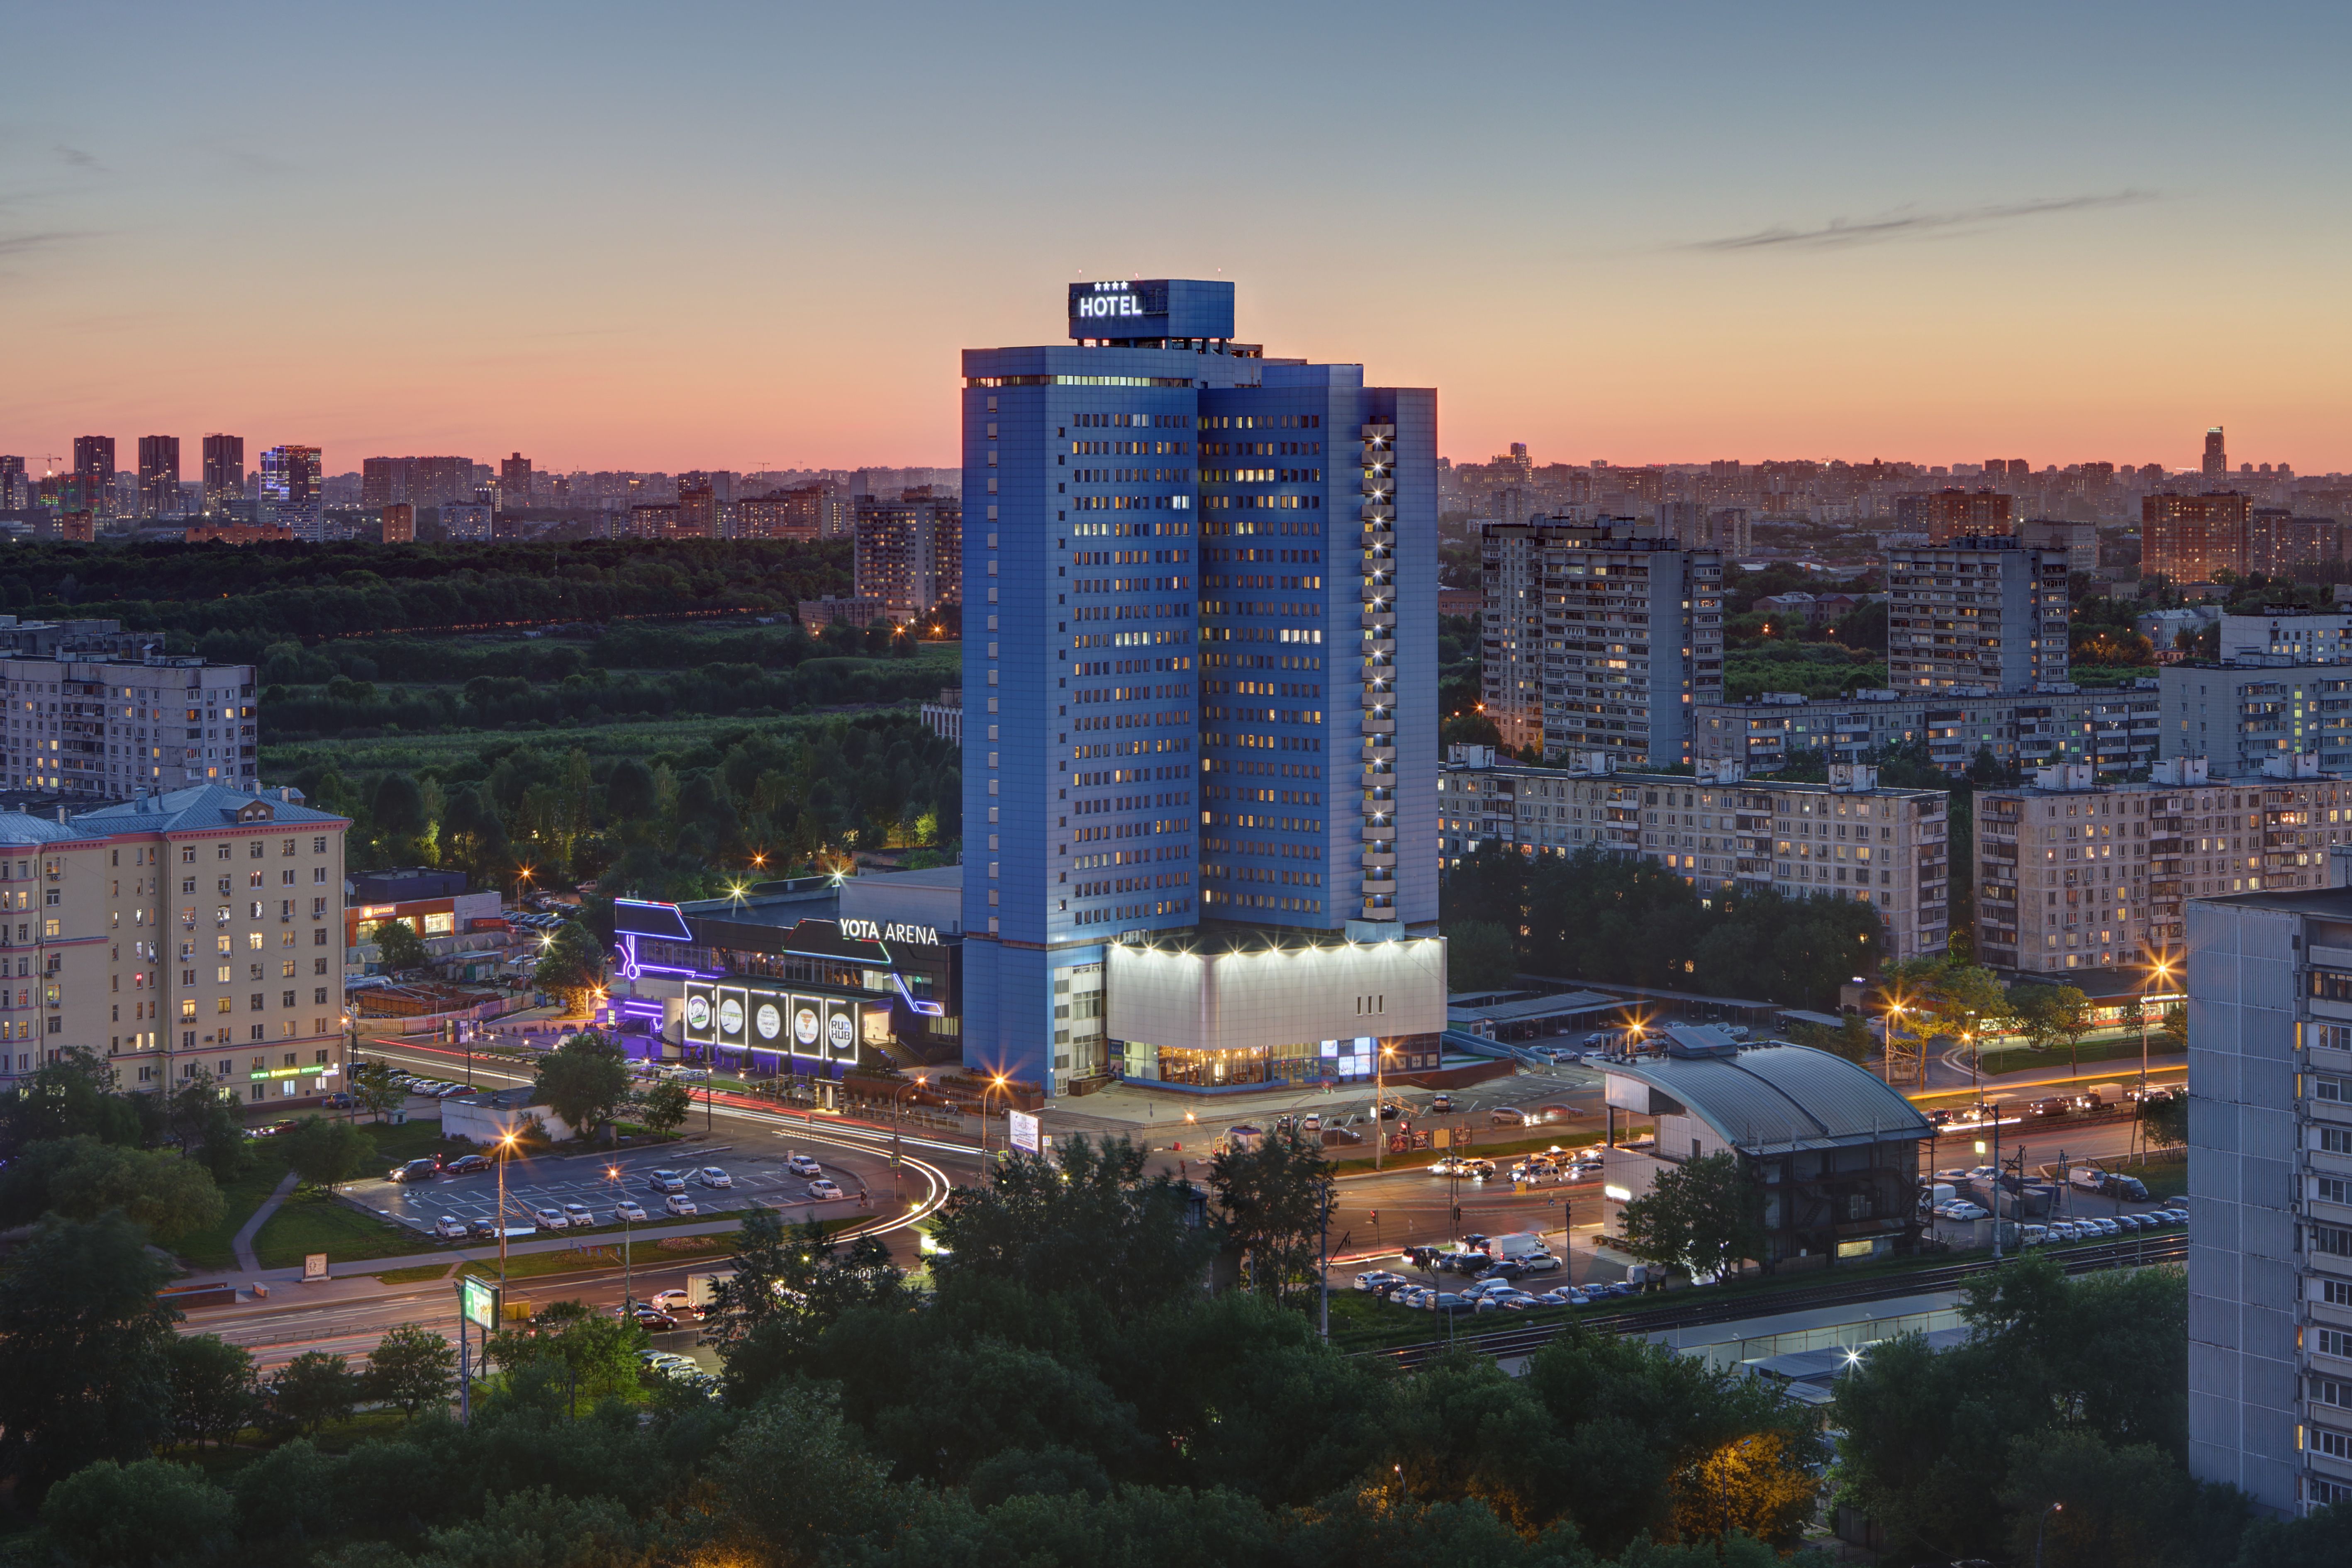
[{"xmin": 6, "ymin": 1, "xmax": 2349, "ymax": 475}]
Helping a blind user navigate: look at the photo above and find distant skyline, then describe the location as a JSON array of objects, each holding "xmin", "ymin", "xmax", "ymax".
[{"xmin": 5, "ymin": 2, "xmax": 2349, "ymax": 473}]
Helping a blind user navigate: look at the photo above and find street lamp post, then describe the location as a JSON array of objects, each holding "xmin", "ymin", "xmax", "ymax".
[
  {"xmin": 2035, "ymin": 1501, "xmax": 2064, "ymax": 1568},
  {"xmin": 606, "ymin": 1164, "xmax": 631, "ymax": 1314},
  {"xmin": 2141, "ymin": 954, "xmax": 2174, "ymax": 1088},
  {"xmin": 496, "ymin": 1130, "xmax": 519, "ymax": 1293},
  {"xmin": 1375, "ymin": 1043, "xmax": 1395, "ymax": 1171}
]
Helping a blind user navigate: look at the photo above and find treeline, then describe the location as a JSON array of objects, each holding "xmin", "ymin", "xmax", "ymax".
[
  {"xmin": 253, "ymin": 619, "xmax": 937, "ymax": 689},
  {"xmin": 263, "ymin": 651, "xmax": 948, "ymax": 743},
  {"xmin": 1442, "ymin": 845, "xmax": 1882, "ymax": 1008},
  {"xmin": 290, "ymin": 712, "xmax": 960, "ymax": 900},
  {"xmin": 1, "ymin": 538, "xmax": 850, "ymax": 642}
]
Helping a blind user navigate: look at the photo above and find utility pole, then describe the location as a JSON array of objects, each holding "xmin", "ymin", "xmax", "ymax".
[
  {"xmin": 1318, "ymin": 1171, "xmax": 1332, "ymax": 1341},
  {"xmin": 1990, "ymin": 1093, "xmax": 2003, "ymax": 1262}
]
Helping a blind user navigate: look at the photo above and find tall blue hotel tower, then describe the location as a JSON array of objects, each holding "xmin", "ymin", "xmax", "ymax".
[{"xmin": 959, "ymin": 280, "xmax": 1440, "ymax": 1096}]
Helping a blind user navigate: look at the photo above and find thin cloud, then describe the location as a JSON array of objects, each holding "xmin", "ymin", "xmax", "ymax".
[
  {"xmin": 1682, "ymin": 190, "xmax": 2158, "ymax": 253},
  {"xmin": 0, "ymin": 229, "xmax": 87, "ymax": 256},
  {"xmin": 52, "ymin": 144, "xmax": 106, "ymax": 173}
]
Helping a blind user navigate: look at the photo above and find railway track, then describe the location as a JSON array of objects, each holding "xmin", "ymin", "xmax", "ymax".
[{"xmin": 1364, "ymin": 1233, "xmax": 2186, "ymax": 1369}]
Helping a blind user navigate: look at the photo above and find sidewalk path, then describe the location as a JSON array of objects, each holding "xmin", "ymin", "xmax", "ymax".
[{"xmin": 232, "ymin": 1169, "xmax": 302, "ymax": 1273}]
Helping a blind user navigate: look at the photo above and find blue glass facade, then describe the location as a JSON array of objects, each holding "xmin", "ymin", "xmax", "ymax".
[{"xmin": 960, "ymin": 282, "xmax": 1437, "ymax": 1094}]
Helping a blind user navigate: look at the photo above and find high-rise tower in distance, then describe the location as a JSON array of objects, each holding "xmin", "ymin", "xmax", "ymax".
[
  {"xmin": 261, "ymin": 444, "xmax": 323, "ymax": 541},
  {"xmin": 958, "ymin": 279, "xmax": 1441, "ymax": 1095},
  {"xmin": 2204, "ymin": 426, "xmax": 2228, "ymax": 478},
  {"xmin": 72, "ymin": 435, "xmax": 116, "ymax": 519},
  {"xmin": 136, "ymin": 434, "xmax": 181, "ymax": 519},
  {"xmin": 201, "ymin": 434, "xmax": 244, "ymax": 513}
]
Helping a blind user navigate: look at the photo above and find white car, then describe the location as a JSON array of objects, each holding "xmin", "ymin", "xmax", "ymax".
[
  {"xmin": 697, "ymin": 1167, "xmax": 733, "ymax": 1190},
  {"xmin": 664, "ymin": 1193, "xmax": 698, "ymax": 1217},
  {"xmin": 806, "ymin": 1178, "xmax": 843, "ymax": 1201},
  {"xmin": 615, "ymin": 1199, "xmax": 648, "ymax": 1223},
  {"xmin": 562, "ymin": 1202, "xmax": 595, "ymax": 1226},
  {"xmin": 1515, "ymin": 1251, "xmax": 1562, "ymax": 1273},
  {"xmin": 785, "ymin": 1154, "xmax": 823, "ymax": 1178},
  {"xmin": 532, "ymin": 1206, "xmax": 569, "ymax": 1230},
  {"xmin": 434, "ymin": 1215, "xmax": 467, "ymax": 1239},
  {"xmin": 649, "ymin": 1288, "xmax": 694, "ymax": 1312}
]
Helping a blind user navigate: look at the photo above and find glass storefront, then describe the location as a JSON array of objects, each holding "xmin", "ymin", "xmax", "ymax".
[{"xmin": 1124, "ymin": 1032, "xmax": 1441, "ymax": 1088}]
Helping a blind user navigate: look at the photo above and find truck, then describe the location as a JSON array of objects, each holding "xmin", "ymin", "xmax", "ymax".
[
  {"xmin": 686, "ymin": 1271, "xmax": 739, "ymax": 1311},
  {"xmin": 2067, "ymin": 1167, "xmax": 2149, "ymax": 1203},
  {"xmin": 1918, "ymin": 1182, "xmax": 1957, "ymax": 1212},
  {"xmin": 1479, "ymin": 1231, "xmax": 1548, "ymax": 1261}
]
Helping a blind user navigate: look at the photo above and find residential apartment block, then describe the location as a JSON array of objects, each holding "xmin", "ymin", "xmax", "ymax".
[
  {"xmin": 1884, "ymin": 535, "xmax": 2069, "ymax": 691},
  {"xmin": 2184, "ymin": 881, "xmax": 2352, "ymax": 1513},
  {"xmin": 2161, "ymin": 664, "xmax": 2352, "ymax": 777},
  {"xmin": 4, "ymin": 653, "xmax": 257, "ymax": 798},
  {"xmin": 1437, "ymin": 749, "xmax": 1949, "ymax": 962},
  {"xmin": 1696, "ymin": 682, "xmax": 2162, "ymax": 778},
  {"xmin": 1479, "ymin": 518, "xmax": 1724, "ymax": 768},
  {"xmin": 0, "ymin": 784, "xmax": 349, "ymax": 1101},
  {"xmin": 2220, "ymin": 609, "xmax": 2352, "ymax": 666},
  {"xmin": 854, "ymin": 487, "xmax": 962, "ymax": 620},
  {"xmin": 1976, "ymin": 757, "xmax": 2352, "ymax": 976},
  {"xmin": 2145, "ymin": 491, "xmax": 2253, "ymax": 581}
]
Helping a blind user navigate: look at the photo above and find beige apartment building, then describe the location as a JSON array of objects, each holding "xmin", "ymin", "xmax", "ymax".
[
  {"xmin": 0, "ymin": 783, "xmax": 350, "ymax": 1102},
  {"xmin": 1436, "ymin": 749, "xmax": 1950, "ymax": 962},
  {"xmin": 1974, "ymin": 757, "xmax": 2352, "ymax": 975}
]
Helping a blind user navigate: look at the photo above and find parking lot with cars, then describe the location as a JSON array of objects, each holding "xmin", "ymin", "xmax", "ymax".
[{"xmin": 345, "ymin": 1140, "xmax": 870, "ymax": 1238}]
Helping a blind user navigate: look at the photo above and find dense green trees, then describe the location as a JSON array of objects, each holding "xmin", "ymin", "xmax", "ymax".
[
  {"xmin": 288, "ymin": 712, "xmax": 960, "ymax": 901},
  {"xmin": 1441, "ymin": 844, "xmax": 1880, "ymax": 1008},
  {"xmin": 1617, "ymin": 1151, "xmax": 1769, "ymax": 1283},
  {"xmin": 531, "ymin": 1030, "xmax": 633, "ymax": 1137},
  {"xmin": 1830, "ymin": 1253, "xmax": 2234, "ymax": 1567},
  {"xmin": 0, "ymin": 1133, "xmax": 224, "ymax": 1242},
  {"xmin": 0, "ymin": 1215, "xmax": 181, "ymax": 1498},
  {"xmin": 0, "ymin": 537, "xmax": 851, "ymax": 646},
  {"xmin": 280, "ymin": 1115, "xmax": 380, "ymax": 1192}
]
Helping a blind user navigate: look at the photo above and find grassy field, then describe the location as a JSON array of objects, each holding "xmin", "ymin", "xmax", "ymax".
[
  {"xmin": 1974, "ymin": 1034, "xmax": 2171, "ymax": 1079},
  {"xmin": 457, "ymin": 1232, "xmax": 740, "ymax": 1282},
  {"xmin": 174, "ymin": 1115, "xmax": 475, "ymax": 1275}
]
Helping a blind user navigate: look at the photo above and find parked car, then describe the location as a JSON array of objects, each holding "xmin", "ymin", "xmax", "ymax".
[
  {"xmin": 531, "ymin": 1206, "xmax": 569, "ymax": 1230},
  {"xmin": 697, "ymin": 1166, "xmax": 733, "ymax": 1190},
  {"xmin": 648, "ymin": 1169, "xmax": 687, "ymax": 1193},
  {"xmin": 1400, "ymin": 1245, "xmax": 1443, "ymax": 1271},
  {"xmin": 664, "ymin": 1193, "xmax": 698, "ymax": 1217},
  {"xmin": 1489, "ymin": 1106, "xmax": 1528, "ymax": 1127},
  {"xmin": 388, "ymin": 1158, "xmax": 440, "ymax": 1183},
  {"xmin": 631, "ymin": 1307, "xmax": 681, "ymax": 1331},
  {"xmin": 1423, "ymin": 1292, "xmax": 1471, "ymax": 1313},
  {"xmin": 806, "ymin": 1178, "xmax": 844, "ymax": 1201},
  {"xmin": 445, "ymin": 1154, "xmax": 491, "ymax": 1176},
  {"xmin": 615, "ymin": 1199, "xmax": 648, "ymax": 1223},
  {"xmin": 562, "ymin": 1202, "xmax": 595, "ymax": 1226},
  {"xmin": 434, "ymin": 1215, "xmax": 468, "ymax": 1239},
  {"xmin": 649, "ymin": 1288, "xmax": 697, "ymax": 1314},
  {"xmin": 1430, "ymin": 1093, "xmax": 1455, "ymax": 1113},
  {"xmin": 1517, "ymin": 1251, "xmax": 1562, "ymax": 1273},
  {"xmin": 785, "ymin": 1154, "xmax": 823, "ymax": 1178}
]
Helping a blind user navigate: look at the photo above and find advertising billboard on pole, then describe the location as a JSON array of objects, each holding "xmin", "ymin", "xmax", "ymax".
[{"xmin": 1008, "ymin": 1109, "xmax": 1041, "ymax": 1154}]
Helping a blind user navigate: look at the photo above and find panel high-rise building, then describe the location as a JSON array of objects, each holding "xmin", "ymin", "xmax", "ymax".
[
  {"xmin": 958, "ymin": 279, "xmax": 1440, "ymax": 1094},
  {"xmin": 136, "ymin": 435, "xmax": 181, "ymax": 519},
  {"xmin": 1479, "ymin": 519, "xmax": 1724, "ymax": 766},
  {"xmin": 500, "ymin": 452, "xmax": 533, "ymax": 510},
  {"xmin": 2204, "ymin": 426, "xmax": 2228, "ymax": 478},
  {"xmin": 1896, "ymin": 486, "xmax": 2014, "ymax": 544},
  {"xmin": 855, "ymin": 487, "xmax": 962, "ymax": 619},
  {"xmin": 675, "ymin": 473, "xmax": 717, "ymax": 538},
  {"xmin": 202, "ymin": 435, "xmax": 244, "ymax": 513},
  {"xmin": 1885, "ymin": 536, "xmax": 2069, "ymax": 692},
  {"xmin": 2145, "ymin": 491, "xmax": 2252, "ymax": 582},
  {"xmin": 0, "ymin": 455, "xmax": 26, "ymax": 512},
  {"xmin": 2184, "ymin": 879, "xmax": 2352, "ymax": 1514},
  {"xmin": 72, "ymin": 436, "xmax": 116, "ymax": 519},
  {"xmin": 260, "ymin": 445, "xmax": 323, "ymax": 542}
]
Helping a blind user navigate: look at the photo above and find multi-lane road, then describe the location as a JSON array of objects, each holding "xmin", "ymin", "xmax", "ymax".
[{"xmin": 181, "ymin": 1030, "xmax": 2185, "ymax": 1364}]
